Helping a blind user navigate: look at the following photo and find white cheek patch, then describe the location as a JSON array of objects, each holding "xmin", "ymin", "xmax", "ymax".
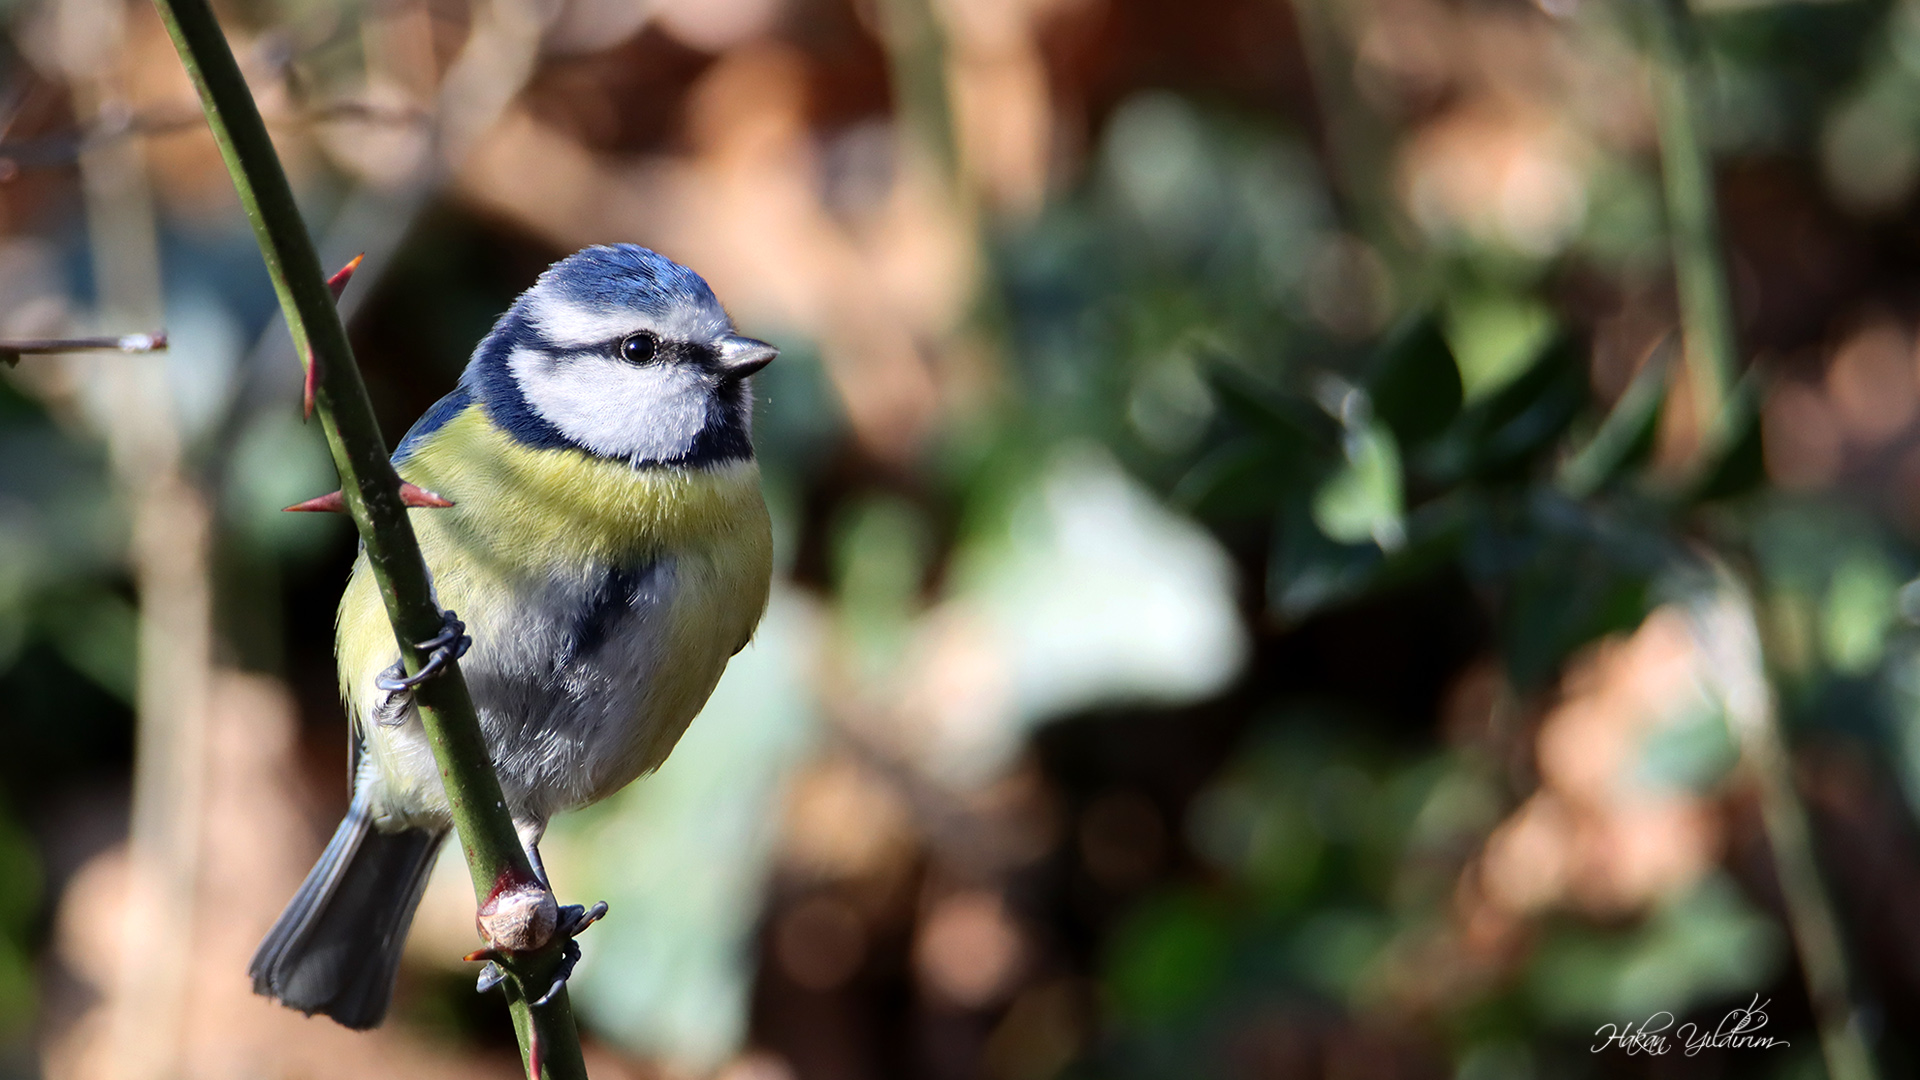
[
  {"xmin": 508, "ymin": 347, "xmax": 712, "ymax": 461},
  {"xmin": 525, "ymin": 293, "xmax": 730, "ymax": 350}
]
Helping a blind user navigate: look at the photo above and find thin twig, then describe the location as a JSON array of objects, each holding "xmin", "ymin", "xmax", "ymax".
[
  {"xmin": 146, "ymin": 0, "xmax": 587, "ymax": 1074},
  {"xmin": 0, "ymin": 102, "xmax": 430, "ymax": 171},
  {"xmin": 0, "ymin": 331, "xmax": 166, "ymax": 365},
  {"xmin": 1693, "ymin": 576, "xmax": 1880, "ymax": 1080},
  {"xmin": 1643, "ymin": 2, "xmax": 1879, "ymax": 1071}
]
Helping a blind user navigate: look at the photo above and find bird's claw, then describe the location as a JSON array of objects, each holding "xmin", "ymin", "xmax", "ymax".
[
  {"xmin": 557, "ymin": 901, "xmax": 609, "ymax": 939},
  {"xmin": 374, "ymin": 610, "xmax": 471, "ymax": 692}
]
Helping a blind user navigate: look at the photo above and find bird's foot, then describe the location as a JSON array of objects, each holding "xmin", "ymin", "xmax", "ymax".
[
  {"xmin": 468, "ymin": 900, "xmax": 609, "ymax": 1004},
  {"xmin": 374, "ymin": 610, "xmax": 471, "ymax": 693},
  {"xmin": 531, "ymin": 902, "xmax": 608, "ymax": 1005}
]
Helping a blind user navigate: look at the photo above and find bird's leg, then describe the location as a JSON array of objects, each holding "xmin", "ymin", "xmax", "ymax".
[
  {"xmin": 374, "ymin": 609, "xmax": 472, "ymax": 694},
  {"xmin": 521, "ymin": 821, "xmax": 608, "ymax": 1005},
  {"xmin": 518, "ymin": 819, "xmax": 552, "ymax": 889}
]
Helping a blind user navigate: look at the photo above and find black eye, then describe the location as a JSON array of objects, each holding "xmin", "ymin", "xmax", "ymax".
[{"xmin": 619, "ymin": 332, "xmax": 658, "ymax": 364}]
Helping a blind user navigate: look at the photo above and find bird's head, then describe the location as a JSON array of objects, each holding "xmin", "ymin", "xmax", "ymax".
[{"xmin": 463, "ymin": 244, "xmax": 776, "ymax": 467}]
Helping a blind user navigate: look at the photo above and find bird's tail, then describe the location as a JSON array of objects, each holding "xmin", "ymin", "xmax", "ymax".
[{"xmin": 249, "ymin": 801, "xmax": 447, "ymax": 1029}]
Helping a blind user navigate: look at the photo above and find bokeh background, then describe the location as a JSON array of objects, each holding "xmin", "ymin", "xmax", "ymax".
[{"xmin": 7, "ymin": 0, "xmax": 1920, "ymax": 1075}]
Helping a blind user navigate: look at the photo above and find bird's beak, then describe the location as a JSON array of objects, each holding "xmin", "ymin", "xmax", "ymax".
[{"xmin": 717, "ymin": 334, "xmax": 777, "ymax": 380}]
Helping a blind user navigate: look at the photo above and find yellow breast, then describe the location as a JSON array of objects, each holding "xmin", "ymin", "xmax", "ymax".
[{"xmin": 399, "ymin": 405, "xmax": 770, "ymax": 567}]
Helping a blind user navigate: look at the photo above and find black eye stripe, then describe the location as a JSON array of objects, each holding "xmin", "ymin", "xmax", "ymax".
[{"xmin": 541, "ymin": 333, "xmax": 715, "ymax": 364}]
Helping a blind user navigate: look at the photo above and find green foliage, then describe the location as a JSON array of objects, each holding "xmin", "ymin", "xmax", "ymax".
[
  {"xmin": 1527, "ymin": 876, "xmax": 1783, "ymax": 1026},
  {"xmin": 982, "ymin": 29, "xmax": 1920, "ymax": 1061}
]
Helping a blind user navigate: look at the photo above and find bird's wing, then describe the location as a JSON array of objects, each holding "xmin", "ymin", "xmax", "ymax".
[
  {"xmin": 392, "ymin": 384, "xmax": 473, "ymax": 465},
  {"xmin": 336, "ymin": 383, "xmax": 469, "ymax": 795},
  {"xmin": 335, "ymin": 550, "xmax": 394, "ymax": 789}
]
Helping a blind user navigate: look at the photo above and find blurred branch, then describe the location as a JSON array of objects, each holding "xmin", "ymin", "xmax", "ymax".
[
  {"xmin": 1697, "ymin": 574, "xmax": 1880, "ymax": 1080},
  {"xmin": 147, "ymin": 0, "xmax": 587, "ymax": 1074},
  {"xmin": 0, "ymin": 331, "xmax": 166, "ymax": 365},
  {"xmin": 1556, "ymin": 335, "xmax": 1671, "ymax": 498},
  {"xmin": 0, "ymin": 102, "xmax": 430, "ymax": 171},
  {"xmin": 1643, "ymin": 6, "xmax": 1875, "ymax": 1072},
  {"xmin": 1644, "ymin": 0, "xmax": 1739, "ymax": 443},
  {"xmin": 875, "ymin": 0, "xmax": 959, "ymax": 185}
]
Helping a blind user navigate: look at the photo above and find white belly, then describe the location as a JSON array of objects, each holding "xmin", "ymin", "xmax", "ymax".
[{"xmin": 357, "ymin": 547, "xmax": 752, "ymax": 828}]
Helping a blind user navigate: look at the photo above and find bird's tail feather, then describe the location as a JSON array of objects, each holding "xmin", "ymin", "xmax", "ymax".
[{"xmin": 249, "ymin": 802, "xmax": 446, "ymax": 1029}]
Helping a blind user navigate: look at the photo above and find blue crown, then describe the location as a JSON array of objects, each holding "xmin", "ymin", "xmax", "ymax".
[{"xmin": 535, "ymin": 244, "xmax": 720, "ymax": 318}]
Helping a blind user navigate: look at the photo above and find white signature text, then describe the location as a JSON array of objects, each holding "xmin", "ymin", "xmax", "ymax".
[{"xmin": 1591, "ymin": 996, "xmax": 1792, "ymax": 1056}]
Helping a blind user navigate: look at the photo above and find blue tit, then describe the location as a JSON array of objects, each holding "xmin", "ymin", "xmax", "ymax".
[{"xmin": 249, "ymin": 244, "xmax": 776, "ymax": 1029}]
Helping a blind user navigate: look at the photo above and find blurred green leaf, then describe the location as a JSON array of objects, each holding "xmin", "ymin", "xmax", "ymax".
[
  {"xmin": 1557, "ymin": 342, "xmax": 1671, "ymax": 499},
  {"xmin": 1368, "ymin": 316, "xmax": 1464, "ymax": 448},
  {"xmin": 1187, "ymin": 773, "xmax": 1324, "ymax": 907},
  {"xmin": 1423, "ymin": 337, "xmax": 1588, "ymax": 486},
  {"xmin": 1823, "ymin": 549, "xmax": 1898, "ymax": 674},
  {"xmin": 0, "ymin": 814, "xmax": 41, "ymax": 938},
  {"xmin": 1205, "ymin": 364, "xmax": 1339, "ymax": 451},
  {"xmin": 1172, "ymin": 436, "xmax": 1300, "ymax": 518},
  {"xmin": 1311, "ymin": 420, "xmax": 1404, "ymax": 549},
  {"xmin": 1445, "ymin": 292, "xmax": 1556, "ymax": 403}
]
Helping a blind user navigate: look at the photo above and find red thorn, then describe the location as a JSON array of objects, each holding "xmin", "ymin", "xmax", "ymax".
[
  {"xmin": 283, "ymin": 490, "xmax": 346, "ymax": 514},
  {"xmin": 301, "ymin": 255, "xmax": 359, "ymax": 420},
  {"xmin": 302, "ymin": 349, "xmax": 320, "ymax": 420},
  {"xmin": 464, "ymin": 948, "xmax": 503, "ymax": 964},
  {"xmin": 282, "ymin": 485, "xmax": 450, "ymax": 514},
  {"xmin": 327, "ymin": 254, "xmax": 365, "ymax": 301},
  {"xmin": 400, "ymin": 482, "xmax": 455, "ymax": 508}
]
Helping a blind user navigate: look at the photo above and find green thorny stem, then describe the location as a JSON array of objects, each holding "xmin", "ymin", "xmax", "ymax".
[
  {"xmin": 148, "ymin": 0, "xmax": 586, "ymax": 1075},
  {"xmin": 1644, "ymin": 3, "xmax": 1879, "ymax": 1077}
]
